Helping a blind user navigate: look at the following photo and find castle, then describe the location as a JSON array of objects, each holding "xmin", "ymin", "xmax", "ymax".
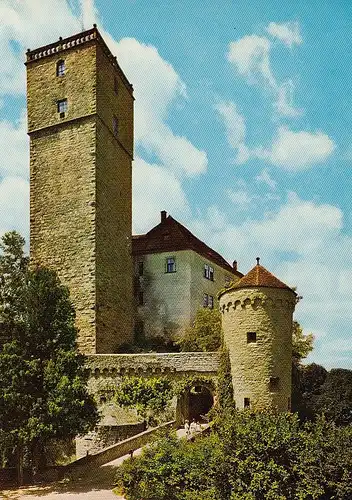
[{"xmin": 26, "ymin": 26, "xmax": 296, "ymax": 418}]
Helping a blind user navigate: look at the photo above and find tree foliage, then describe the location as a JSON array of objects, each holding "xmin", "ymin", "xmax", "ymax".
[
  {"xmin": 114, "ymin": 377, "xmax": 173, "ymax": 423},
  {"xmin": 116, "ymin": 408, "xmax": 352, "ymax": 500},
  {"xmin": 0, "ymin": 232, "xmax": 99, "ymax": 479},
  {"xmin": 313, "ymin": 369, "xmax": 352, "ymax": 426},
  {"xmin": 177, "ymin": 308, "xmax": 222, "ymax": 352},
  {"xmin": 292, "ymin": 320, "xmax": 314, "ymax": 363}
]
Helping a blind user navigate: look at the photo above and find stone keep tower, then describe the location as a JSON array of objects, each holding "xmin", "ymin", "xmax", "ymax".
[
  {"xmin": 219, "ymin": 259, "xmax": 296, "ymax": 412},
  {"xmin": 26, "ymin": 26, "xmax": 134, "ymax": 354}
]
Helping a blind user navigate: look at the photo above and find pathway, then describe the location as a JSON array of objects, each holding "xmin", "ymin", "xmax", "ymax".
[{"xmin": 0, "ymin": 428, "xmax": 189, "ymax": 500}]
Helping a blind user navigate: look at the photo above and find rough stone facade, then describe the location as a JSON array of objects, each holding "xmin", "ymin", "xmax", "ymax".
[
  {"xmin": 27, "ymin": 28, "xmax": 134, "ymax": 353},
  {"xmin": 219, "ymin": 287, "xmax": 296, "ymax": 411}
]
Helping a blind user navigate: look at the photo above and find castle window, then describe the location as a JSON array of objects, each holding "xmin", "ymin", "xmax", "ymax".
[
  {"xmin": 114, "ymin": 76, "xmax": 119, "ymax": 94},
  {"xmin": 270, "ymin": 377, "xmax": 280, "ymax": 392},
  {"xmin": 57, "ymin": 99, "xmax": 67, "ymax": 117},
  {"xmin": 113, "ymin": 116, "xmax": 119, "ymax": 136},
  {"xmin": 244, "ymin": 397, "xmax": 251, "ymax": 408},
  {"xmin": 138, "ymin": 261, "xmax": 144, "ymax": 276},
  {"xmin": 166, "ymin": 257, "xmax": 176, "ymax": 273},
  {"xmin": 204, "ymin": 264, "xmax": 214, "ymax": 281},
  {"xmin": 203, "ymin": 294, "xmax": 214, "ymax": 309},
  {"xmin": 56, "ymin": 60, "xmax": 65, "ymax": 77},
  {"xmin": 247, "ymin": 331, "xmax": 257, "ymax": 343}
]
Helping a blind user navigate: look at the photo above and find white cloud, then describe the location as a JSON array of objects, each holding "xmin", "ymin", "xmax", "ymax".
[
  {"xmin": 257, "ymin": 126, "xmax": 335, "ymax": 170},
  {"xmin": 266, "ymin": 21, "xmax": 303, "ymax": 48},
  {"xmin": 215, "ymin": 100, "xmax": 250, "ymax": 164},
  {"xmin": 255, "ymin": 168, "xmax": 277, "ymax": 189},
  {"xmin": 132, "ymin": 157, "xmax": 190, "ymax": 234},
  {"xmin": 228, "ymin": 35, "xmax": 276, "ymax": 87},
  {"xmin": 80, "ymin": 0, "xmax": 98, "ymax": 29},
  {"xmin": 275, "ymin": 80, "xmax": 302, "ymax": 117},
  {"xmin": 104, "ymin": 35, "xmax": 208, "ymax": 178},
  {"xmin": 0, "ymin": 177, "xmax": 29, "ymax": 239},
  {"xmin": 189, "ymin": 192, "xmax": 351, "ymax": 368},
  {"xmin": 227, "ymin": 189, "xmax": 254, "ymax": 208},
  {"xmin": 0, "ymin": 1, "xmax": 80, "ymax": 96},
  {"xmin": 0, "ymin": 112, "xmax": 28, "ymax": 178},
  {"xmin": 227, "ymin": 30, "xmax": 301, "ymax": 117}
]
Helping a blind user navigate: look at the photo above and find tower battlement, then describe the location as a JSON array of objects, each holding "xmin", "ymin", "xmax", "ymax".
[{"xmin": 26, "ymin": 25, "xmax": 133, "ymax": 94}]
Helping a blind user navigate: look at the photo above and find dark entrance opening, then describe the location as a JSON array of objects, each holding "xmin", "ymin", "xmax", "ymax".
[{"xmin": 188, "ymin": 385, "xmax": 214, "ymax": 422}]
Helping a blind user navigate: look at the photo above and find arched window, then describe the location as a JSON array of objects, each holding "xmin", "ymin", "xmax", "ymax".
[{"xmin": 56, "ymin": 60, "xmax": 65, "ymax": 77}]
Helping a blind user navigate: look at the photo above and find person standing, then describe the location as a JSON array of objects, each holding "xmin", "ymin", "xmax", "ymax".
[
  {"xmin": 190, "ymin": 418, "xmax": 197, "ymax": 437},
  {"xmin": 184, "ymin": 419, "xmax": 190, "ymax": 438}
]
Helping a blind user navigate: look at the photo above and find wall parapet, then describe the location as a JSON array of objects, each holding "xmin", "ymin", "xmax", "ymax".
[{"xmin": 85, "ymin": 352, "xmax": 221, "ymax": 378}]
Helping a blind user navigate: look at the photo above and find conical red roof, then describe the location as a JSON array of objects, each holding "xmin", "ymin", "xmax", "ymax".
[{"xmin": 219, "ymin": 259, "xmax": 295, "ymax": 297}]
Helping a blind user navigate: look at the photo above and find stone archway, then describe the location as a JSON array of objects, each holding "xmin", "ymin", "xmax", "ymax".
[
  {"xmin": 176, "ymin": 383, "xmax": 214, "ymax": 424},
  {"xmin": 188, "ymin": 385, "xmax": 214, "ymax": 421}
]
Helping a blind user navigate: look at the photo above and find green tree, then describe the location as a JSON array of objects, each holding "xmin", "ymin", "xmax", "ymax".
[
  {"xmin": 313, "ymin": 369, "xmax": 352, "ymax": 426},
  {"xmin": 0, "ymin": 232, "xmax": 99, "ymax": 483},
  {"xmin": 115, "ymin": 377, "xmax": 173, "ymax": 424},
  {"xmin": 116, "ymin": 408, "xmax": 352, "ymax": 500},
  {"xmin": 292, "ymin": 363, "xmax": 328, "ymax": 419},
  {"xmin": 292, "ymin": 320, "xmax": 314, "ymax": 363},
  {"xmin": 177, "ymin": 308, "xmax": 222, "ymax": 352}
]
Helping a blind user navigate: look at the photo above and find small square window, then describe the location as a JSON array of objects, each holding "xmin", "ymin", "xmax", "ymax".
[
  {"xmin": 269, "ymin": 377, "xmax": 280, "ymax": 392},
  {"xmin": 57, "ymin": 99, "xmax": 67, "ymax": 115},
  {"xmin": 166, "ymin": 257, "xmax": 176, "ymax": 273},
  {"xmin": 244, "ymin": 397, "xmax": 251, "ymax": 408},
  {"xmin": 247, "ymin": 331, "xmax": 257, "ymax": 343},
  {"xmin": 138, "ymin": 262, "xmax": 144, "ymax": 276},
  {"xmin": 56, "ymin": 60, "xmax": 65, "ymax": 77},
  {"xmin": 113, "ymin": 116, "xmax": 119, "ymax": 136}
]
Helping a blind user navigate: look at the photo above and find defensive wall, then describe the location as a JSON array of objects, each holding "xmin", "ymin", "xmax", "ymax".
[{"xmin": 85, "ymin": 351, "xmax": 221, "ymax": 383}]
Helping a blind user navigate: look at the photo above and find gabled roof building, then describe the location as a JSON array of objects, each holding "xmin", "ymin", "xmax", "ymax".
[{"xmin": 132, "ymin": 211, "xmax": 242, "ymax": 342}]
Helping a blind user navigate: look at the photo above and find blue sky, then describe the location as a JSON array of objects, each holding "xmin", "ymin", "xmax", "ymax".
[{"xmin": 0, "ymin": 0, "xmax": 351, "ymax": 369}]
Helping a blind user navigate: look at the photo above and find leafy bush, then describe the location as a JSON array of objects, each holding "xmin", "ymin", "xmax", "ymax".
[
  {"xmin": 114, "ymin": 377, "xmax": 173, "ymax": 425},
  {"xmin": 116, "ymin": 408, "xmax": 352, "ymax": 500}
]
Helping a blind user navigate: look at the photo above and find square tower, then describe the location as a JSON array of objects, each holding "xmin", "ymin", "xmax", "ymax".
[{"xmin": 26, "ymin": 26, "xmax": 134, "ymax": 354}]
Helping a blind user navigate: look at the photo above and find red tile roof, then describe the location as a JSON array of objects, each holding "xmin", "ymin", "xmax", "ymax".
[
  {"xmin": 132, "ymin": 214, "xmax": 242, "ymax": 277},
  {"xmin": 219, "ymin": 259, "xmax": 295, "ymax": 296}
]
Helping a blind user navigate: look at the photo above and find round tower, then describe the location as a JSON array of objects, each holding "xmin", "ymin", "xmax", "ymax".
[{"xmin": 219, "ymin": 258, "xmax": 297, "ymax": 412}]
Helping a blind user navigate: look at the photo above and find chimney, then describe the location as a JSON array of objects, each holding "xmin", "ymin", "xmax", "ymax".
[
  {"xmin": 232, "ymin": 260, "xmax": 237, "ymax": 272},
  {"xmin": 161, "ymin": 210, "xmax": 167, "ymax": 222}
]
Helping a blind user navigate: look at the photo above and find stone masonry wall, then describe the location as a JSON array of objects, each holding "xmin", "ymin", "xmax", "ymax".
[
  {"xmin": 95, "ymin": 38, "xmax": 134, "ymax": 351},
  {"xmin": 28, "ymin": 42, "xmax": 98, "ymax": 353},
  {"xmin": 27, "ymin": 32, "xmax": 134, "ymax": 354},
  {"xmin": 220, "ymin": 287, "xmax": 296, "ymax": 411}
]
